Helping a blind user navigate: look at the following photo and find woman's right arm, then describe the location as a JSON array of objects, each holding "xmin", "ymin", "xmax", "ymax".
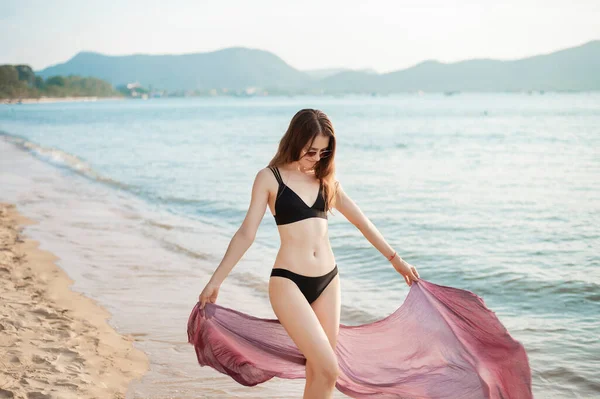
[{"xmin": 199, "ymin": 168, "xmax": 272, "ymax": 308}]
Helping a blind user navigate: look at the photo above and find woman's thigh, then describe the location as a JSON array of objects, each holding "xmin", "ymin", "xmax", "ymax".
[
  {"xmin": 269, "ymin": 276, "xmax": 337, "ymax": 369},
  {"xmin": 310, "ymin": 275, "xmax": 341, "ymax": 348}
]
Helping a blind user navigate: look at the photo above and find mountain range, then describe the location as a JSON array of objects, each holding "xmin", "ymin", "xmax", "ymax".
[{"xmin": 37, "ymin": 41, "xmax": 600, "ymax": 93}]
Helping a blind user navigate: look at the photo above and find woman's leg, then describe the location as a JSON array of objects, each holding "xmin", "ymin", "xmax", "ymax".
[
  {"xmin": 307, "ymin": 274, "xmax": 341, "ymax": 393},
  {"xmin": 269, "ymin": 277, "xmax": 340, "ymax": 399}
]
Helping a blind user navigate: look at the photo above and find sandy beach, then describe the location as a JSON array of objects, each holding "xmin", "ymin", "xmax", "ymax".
[{"xmin": 0, "ymin": 203, "xmax": 148, "ymax": 399}]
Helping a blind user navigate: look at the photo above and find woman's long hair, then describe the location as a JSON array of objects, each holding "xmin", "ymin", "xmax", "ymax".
[{"xmin": 268, "ymin": 109, "xmax": 338, "ymax": 211}]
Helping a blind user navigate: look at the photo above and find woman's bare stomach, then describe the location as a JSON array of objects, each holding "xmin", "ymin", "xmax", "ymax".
[{"xmin": 273, "ymin": 219, "xmax": 335, "ymax": 276}]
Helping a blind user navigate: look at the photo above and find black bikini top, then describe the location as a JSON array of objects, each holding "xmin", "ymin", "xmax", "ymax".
[{"xmin": 269, "ymin": 166, "xmax": 327, "ymax": 225}]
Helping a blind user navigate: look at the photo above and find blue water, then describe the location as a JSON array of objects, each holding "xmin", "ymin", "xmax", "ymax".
[{"xmin": 1, "ymin": 93, "xmax": 599, "ymax": 398}]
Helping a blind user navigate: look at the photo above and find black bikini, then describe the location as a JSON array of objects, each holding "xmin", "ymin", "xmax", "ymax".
[
  {"xmin": 268, "ymin": 166, "xmax": 338, "ymax": 304},
  {"xmin": 269, "ymin": 166, "xmax": 327, "ymax": 226},
  {"xmin": 271, "ymin": 265, "xmax": 339, "ymax": 304}
]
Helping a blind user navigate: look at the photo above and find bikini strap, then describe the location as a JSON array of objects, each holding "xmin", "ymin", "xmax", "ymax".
[{"xmin": 269, "ymin": 166, "xmax": 283, "ymax": 186}]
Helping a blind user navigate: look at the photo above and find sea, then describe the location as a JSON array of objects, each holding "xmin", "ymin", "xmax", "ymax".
[{"xmin": 1, "ymin": 93, "xmax": 599, "ymax": 398}]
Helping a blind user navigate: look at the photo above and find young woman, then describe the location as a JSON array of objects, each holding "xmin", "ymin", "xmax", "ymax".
[{"xmin": 198, "ymin": 108, "xmax": 419, "ymax": 398}]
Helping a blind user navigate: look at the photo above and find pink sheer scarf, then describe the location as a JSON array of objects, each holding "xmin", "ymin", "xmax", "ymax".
[{"xmin": 188, "ymin": 279, "xmax": 532, "ymax": 398}]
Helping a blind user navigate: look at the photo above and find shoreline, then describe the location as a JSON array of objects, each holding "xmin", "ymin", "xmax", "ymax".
[
  {"xmin": 0, "ymin": 203, "xmax": 148, "ymax": 398},
  {"xmin": 0, "ymin": 96, "xmax": 124, "ymax": 105}
]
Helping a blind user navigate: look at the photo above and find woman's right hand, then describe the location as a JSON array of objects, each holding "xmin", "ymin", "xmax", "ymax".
[{"xmin": 199, "ymin": 281, "xmax": 220, "ymax": 309}]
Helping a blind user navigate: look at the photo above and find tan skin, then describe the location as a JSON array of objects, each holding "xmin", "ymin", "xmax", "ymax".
[{"xmin": 199, "ymin": 134, "xmax": 419, "ymax": 399}]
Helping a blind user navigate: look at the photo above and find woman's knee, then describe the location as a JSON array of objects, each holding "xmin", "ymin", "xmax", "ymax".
[{"xmin": 311, "ymin": 357, "xmax": 339, "ymax": 384}]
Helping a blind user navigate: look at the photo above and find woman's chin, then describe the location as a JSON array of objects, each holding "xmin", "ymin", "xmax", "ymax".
[{"xmin": 298, "ymin": 163, "xmax": 315, "ymax": 172}]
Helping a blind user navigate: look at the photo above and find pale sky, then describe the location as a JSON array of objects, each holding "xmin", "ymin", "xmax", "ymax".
[{"xmin": 1, "ymin": 0, "xmax": 599, "ymax": 73}]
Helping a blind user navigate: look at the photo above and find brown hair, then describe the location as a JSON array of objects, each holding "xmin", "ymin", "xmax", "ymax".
[{"xmin": 268, "ymin": 109, "xmax": 338, "ymax": 211}]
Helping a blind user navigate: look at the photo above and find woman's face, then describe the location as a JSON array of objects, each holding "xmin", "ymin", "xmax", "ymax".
[{"xmin": 298, "ymin": 134, "xmax": 331, "ymax": 170}]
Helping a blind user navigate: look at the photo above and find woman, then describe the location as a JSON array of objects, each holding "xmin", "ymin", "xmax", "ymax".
[{"xmin": 198, "ymin": 109, "xmax": 420, "ymax": 398}]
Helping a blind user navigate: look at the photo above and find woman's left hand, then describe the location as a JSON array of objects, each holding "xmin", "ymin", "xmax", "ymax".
[{"xmin": 391, "ymin": 257, "xmax": 420, "ymax": 286}]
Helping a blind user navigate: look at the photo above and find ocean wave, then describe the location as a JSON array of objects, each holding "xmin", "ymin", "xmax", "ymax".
[
  {"xmin": 346, "ymin": 142, "xmax": 408, "ymax": 151},
  {"xmin": 0, "ymin": 131, "xmax": 134, "ymax": 192},
  {"xmin": 0, "ymin": 131, "xmax": 244, "ymax": 229},
  {"xmin": 538, "ymin": 366, "xmax": 600, "ymax": 394},
  {"xmin": 157, "ymin": 239, "xmax": 212, "ymax": 261}
]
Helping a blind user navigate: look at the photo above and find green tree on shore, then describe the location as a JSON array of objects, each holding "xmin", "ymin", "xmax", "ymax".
[{"xmin": 0, "ymin": 64, "xmax": 120, "ymax": 100}]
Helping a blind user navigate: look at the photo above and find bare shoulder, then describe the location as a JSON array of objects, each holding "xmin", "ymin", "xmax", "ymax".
[
  {"xmin": 256, "ymin": 167, "xmax": 275, "ymax": 182},
  {"xmin": 333, "ymin": 178, "xmax": 349, "ymax": 208},
  {"xmin": 254, "ymin": 167, "xmax": 278, "ymax": 190},
  {"xmin": 333, "ymin": 178, "xmax": 344, "ymax": 194}
]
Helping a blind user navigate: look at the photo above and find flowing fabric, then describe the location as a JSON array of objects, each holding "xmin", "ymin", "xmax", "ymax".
[{"xmin": 187, "ymin": 279, "xmax": 532, "ymax": 398}]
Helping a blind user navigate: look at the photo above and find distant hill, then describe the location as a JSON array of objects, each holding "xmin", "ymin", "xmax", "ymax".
[
  {"xmin": 38, "ymin": 47, "xmax": 311, "ymax": 91},
  {"xmin": 37, "ymin": 41, "xmax": 600, "ymax": 92},
  {"xmin": 321, "ymin": 41, "xmax": 600, "ymax": 92},
  {"xmin": 304, "ymin": 68, "xmax": 378, "ymax": 79}
]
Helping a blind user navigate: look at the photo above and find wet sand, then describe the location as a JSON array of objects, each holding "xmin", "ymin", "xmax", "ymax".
[{"xmin": 0, "ymin": 203, "xmax": 148, "ymax": 399}]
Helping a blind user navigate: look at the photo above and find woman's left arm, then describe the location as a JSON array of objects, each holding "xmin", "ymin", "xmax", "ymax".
[{"xmin": 333, "ymin": 181, "xmax": 420, "ymax": 286}]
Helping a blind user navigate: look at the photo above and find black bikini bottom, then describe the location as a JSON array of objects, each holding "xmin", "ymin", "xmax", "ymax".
[{"xmin": 270, "ymin": 265, "xmax": 338, "ymax": 304}]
